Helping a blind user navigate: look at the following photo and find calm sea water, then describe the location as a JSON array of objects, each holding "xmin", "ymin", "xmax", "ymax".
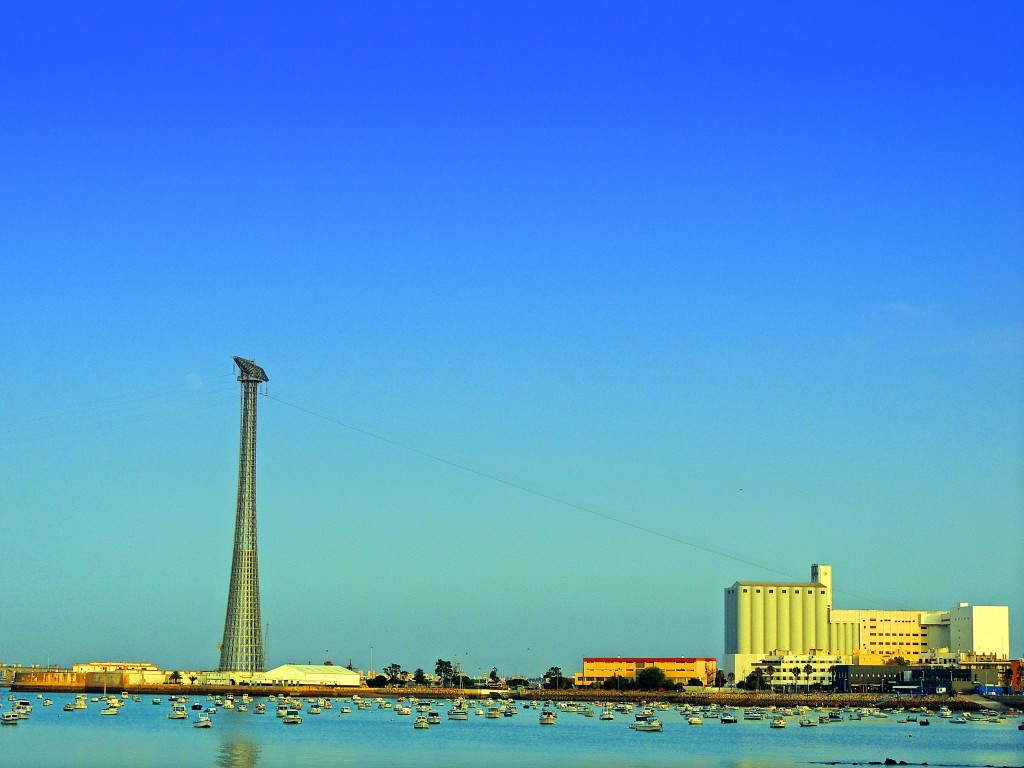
[{"xmin": 1, "ymin": 695, "xmax": 1020, "ymax": 768}]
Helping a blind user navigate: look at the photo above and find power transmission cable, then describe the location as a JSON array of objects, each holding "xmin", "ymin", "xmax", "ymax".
[{"xmin": 264, "ymin": 391, "xmax": 887, "ymax": 607}]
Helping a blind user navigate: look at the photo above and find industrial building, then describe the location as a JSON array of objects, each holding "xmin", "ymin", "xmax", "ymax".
[
  {"xmin": 723, "ymin": 564, "xmax": 1012, "ymax": 681},
  {"xmin": 573, "ymin": 657, "xmax": 717, "ymax": 688}
]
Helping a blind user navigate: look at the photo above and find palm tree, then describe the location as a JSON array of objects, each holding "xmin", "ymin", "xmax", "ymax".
[
  {"xmin": 766, "ymin": 665, "xmax": 776, "ymax": 692},
  {"xmin": 803, "ymin": 664, "xmax": 813, "ymax": 693},
  {"xmin": 791, "ymin": 667, "xmax": 801, "ymax": 694},
  {"xmin": 751, "ymin": 668, "xmax": 765, "ymax": 691}
]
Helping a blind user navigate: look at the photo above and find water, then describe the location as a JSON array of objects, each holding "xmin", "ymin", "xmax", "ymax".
[{"xmin": 2, "ymin": 696, "xmax": 1020, "ymax": 768}]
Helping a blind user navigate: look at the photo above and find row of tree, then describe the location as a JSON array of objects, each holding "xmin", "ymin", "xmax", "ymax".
[
  {"xmin": 364, "ymin": 659, "xmax": 531, "ymax": 689},
  {"xmin": 739, "ymin": 663, "xmax": 828, "ymax": 692}
]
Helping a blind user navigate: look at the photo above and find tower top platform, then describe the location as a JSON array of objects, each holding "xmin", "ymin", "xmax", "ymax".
[{"xmin": 233, "ymin": 356, "xmax": 269, "ymax": 383}]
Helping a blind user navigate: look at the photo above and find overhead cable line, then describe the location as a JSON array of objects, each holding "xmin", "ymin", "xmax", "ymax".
[{"xmin": 264, "ymin": 391, "xmax": 886, "ymax": 607}]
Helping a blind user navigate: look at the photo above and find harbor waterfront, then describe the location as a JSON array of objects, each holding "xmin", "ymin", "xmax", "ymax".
[
  {"xmin": 5, "ymin": 679, "xmax": 1011, "ymax": 712},
  {"xmin": 1, "ymin": 692, "xmax": 1020, "ymax": 768}
]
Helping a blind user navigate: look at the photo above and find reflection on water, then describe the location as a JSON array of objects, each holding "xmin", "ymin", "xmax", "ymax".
[{"xmin": 218, "ymin": 739, "xmax": 261, "ymax": 768}]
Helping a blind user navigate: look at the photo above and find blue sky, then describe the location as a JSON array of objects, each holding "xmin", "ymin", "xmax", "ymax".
[{"xmin": 1, "ymin": 2, "xmax": 1021, "ymax": 676}]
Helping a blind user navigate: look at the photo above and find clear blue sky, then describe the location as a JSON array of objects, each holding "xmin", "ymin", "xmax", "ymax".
[{"xmin": 1, "ymin": 2, "xmax": 1021, "ymax": 676}]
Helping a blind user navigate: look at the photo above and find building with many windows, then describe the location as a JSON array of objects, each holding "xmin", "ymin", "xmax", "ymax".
[
  {"xmin": 573, "ymin": 657, "xmax": 717, "ymax": 688},
  {"xmin": 723, "ymin": 564, "xmax": 1011, "ymax": 681}
]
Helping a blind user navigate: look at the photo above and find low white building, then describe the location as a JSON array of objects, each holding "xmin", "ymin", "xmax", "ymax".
[
  {"xmin": 750, "ymin": 653, "xmax": 849, "ymax": 691},
  {"xmin": 259, "ymin": 664, "xmax": 361, "ymax": 687}
]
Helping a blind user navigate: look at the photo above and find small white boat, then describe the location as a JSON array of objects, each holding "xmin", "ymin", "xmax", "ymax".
[
  {"xmin": 721, "ymin": 713, "xmax": 738, "ymax": 724},
  {"xmin": 770, "ymin": 717, "xmax": 786, "ymax": 728},
  {"xmin": 1, "ymin": 712, "xmax": 19, "ymax": 725},
  {"xmin": 282, "ymin": 710, "xmax": 302, "ymax": 725},
  {"xmin": 254, "ymin": 703, "xmax": 267, "ymax": 714},
  {"xmin": 339, "ymin": 706, "xmax": 352, "ymax": 715},
  {"xmin": 413, "ymin": 715, "xmax": 429, "ymax": 729},
  {"xmin": 63, "ymin": 703, "xmax": 75, "ymax": 712},
  {"xmin": 168, "ymin": 704, "xmax": 189, "ymax": 720},
  {"xmin": 427, "ymin": 711, "xmax": 441, "ymax": 724},
  {"xmin": 630, "ymin": 717, "xmax": 663, "ymax": 732},
  {"xmin": 193, "ymin": 713, "xmax": 213, "ymax": 728},
  {"xmin": 799, "ymin": 718, "xmax": 817, "ymax": 727},
  {"xmin": 599, "ymin": 710, "xmax": 615, "ymax": 721},
  {"xmin": 688, "ymin": 716, "xmax": 703, "ymax": 725},
  {"xmin": 101, "ymin": 706, "xmax": 119, "ymax": 716},
  {"xmin": 539, "ymin": 709, "xmax": 557, "ymax": 725}
]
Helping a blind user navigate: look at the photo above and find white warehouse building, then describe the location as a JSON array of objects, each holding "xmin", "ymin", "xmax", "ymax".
[{"xmin": 259, "ymin": 664, "xmax": 361, "ymax": 687}]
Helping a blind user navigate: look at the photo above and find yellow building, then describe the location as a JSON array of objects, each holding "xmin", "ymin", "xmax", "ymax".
[{"xmin": 574, "ymin": 657, "xmax": 717, "ymax": 688}]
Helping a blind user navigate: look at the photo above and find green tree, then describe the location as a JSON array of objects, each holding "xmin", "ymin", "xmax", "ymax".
[
  {"xmin": 727, "ymin": 672, "xmax": 736, "ymax": 688},
  {"xmin": 601, "ymin": 674, "xmax": 631, "ymax": 691},
  {"xmin": 765, "ymin": 664, "xmax": 776, "ymax": 691},
  {"xmin": 435, "ymin": 659, "xmax": 454, "ymax": 687},
  {"xmin": 886, "ymin": 656, "xmax": 909, "ymax": 667},
  {"xmin": 168, "ymin": 671, "xmax": 182, "ymax": 685},
  {"xmin": 413, "ymin": 668, "xmax": 426, "ymax": 685},
  {"xmin": 790, "ymin": 667, "xmax": 801, "ymax": 693},
  {"xmin": 548, "ymin": 667, "xmax": 565, "ymax": 692},
  {"xmin": 188, "ymin": 675, "xmax": 197, "ymax": 685},
  {"xmin": 366, "ymin": 675, "xmax": 388, "ymax": 688},
  {"xmin": 489, "ymin": 667, "xmax": 499, "ymax": 683},
  {"xmin": 803, "ymin": 664, "xmax": 813, "ymax": 692},
  {"xmin": 714, "ymin": 670, "xmax": 726, "ymax": 688},
  {"xmin": 383, "ymin": 663, "xmax": 404, "ymax": 684},
  {"xmin": 635, "ymin": 666, "xmax": 668, "ymax": 690}
]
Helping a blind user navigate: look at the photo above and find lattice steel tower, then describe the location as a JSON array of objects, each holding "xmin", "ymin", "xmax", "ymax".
[{"xmin": 218, "ymin": 356, "xmax": 268, "ymax": 673}]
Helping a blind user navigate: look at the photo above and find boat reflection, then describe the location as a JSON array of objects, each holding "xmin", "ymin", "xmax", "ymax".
[{"xmin": 217, "ymin": 739, "xmax": 261, "ymax": 768}]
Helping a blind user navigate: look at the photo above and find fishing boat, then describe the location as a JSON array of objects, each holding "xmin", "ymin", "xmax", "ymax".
[
  {"xmin": 630, "ymin": 716, "xmax": 663, "ymax": 732},
  {"xmin": 539, "ymin": 708, "xmax": 557, "ymax": 725},
  {"xmin": 193, "ymin": 713, "xmax": 213, "ymax": 728},
  {"xmin": 1, "ymin": 712, "xmax": 19, "ymax": 725},
  {"xmin": 282, "ymin": 710, "xmax": 302, "ymax": 725},
  {"xmin": 414, "ymin": 715, "xmax": 429, "ymax": 729},
  {"xmin": 770, "ymin": 717, "xmax": 786, "ymax": 728},
  {"xmin": 168, "ymin": 703, "xmax": 189, "ymax": 720}
]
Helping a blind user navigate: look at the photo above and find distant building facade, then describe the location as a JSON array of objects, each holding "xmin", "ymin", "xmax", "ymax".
[
  {"xmin": 749, "ymin": 652, "xmax": 847, "ymax": 691},
  {"xmin": 723, "ymin": 564, "xmax": 1011, "ymax": 681},
  {"xmin": 574, "ymin": 657, "xmax": 716, "ymax": 688}
]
